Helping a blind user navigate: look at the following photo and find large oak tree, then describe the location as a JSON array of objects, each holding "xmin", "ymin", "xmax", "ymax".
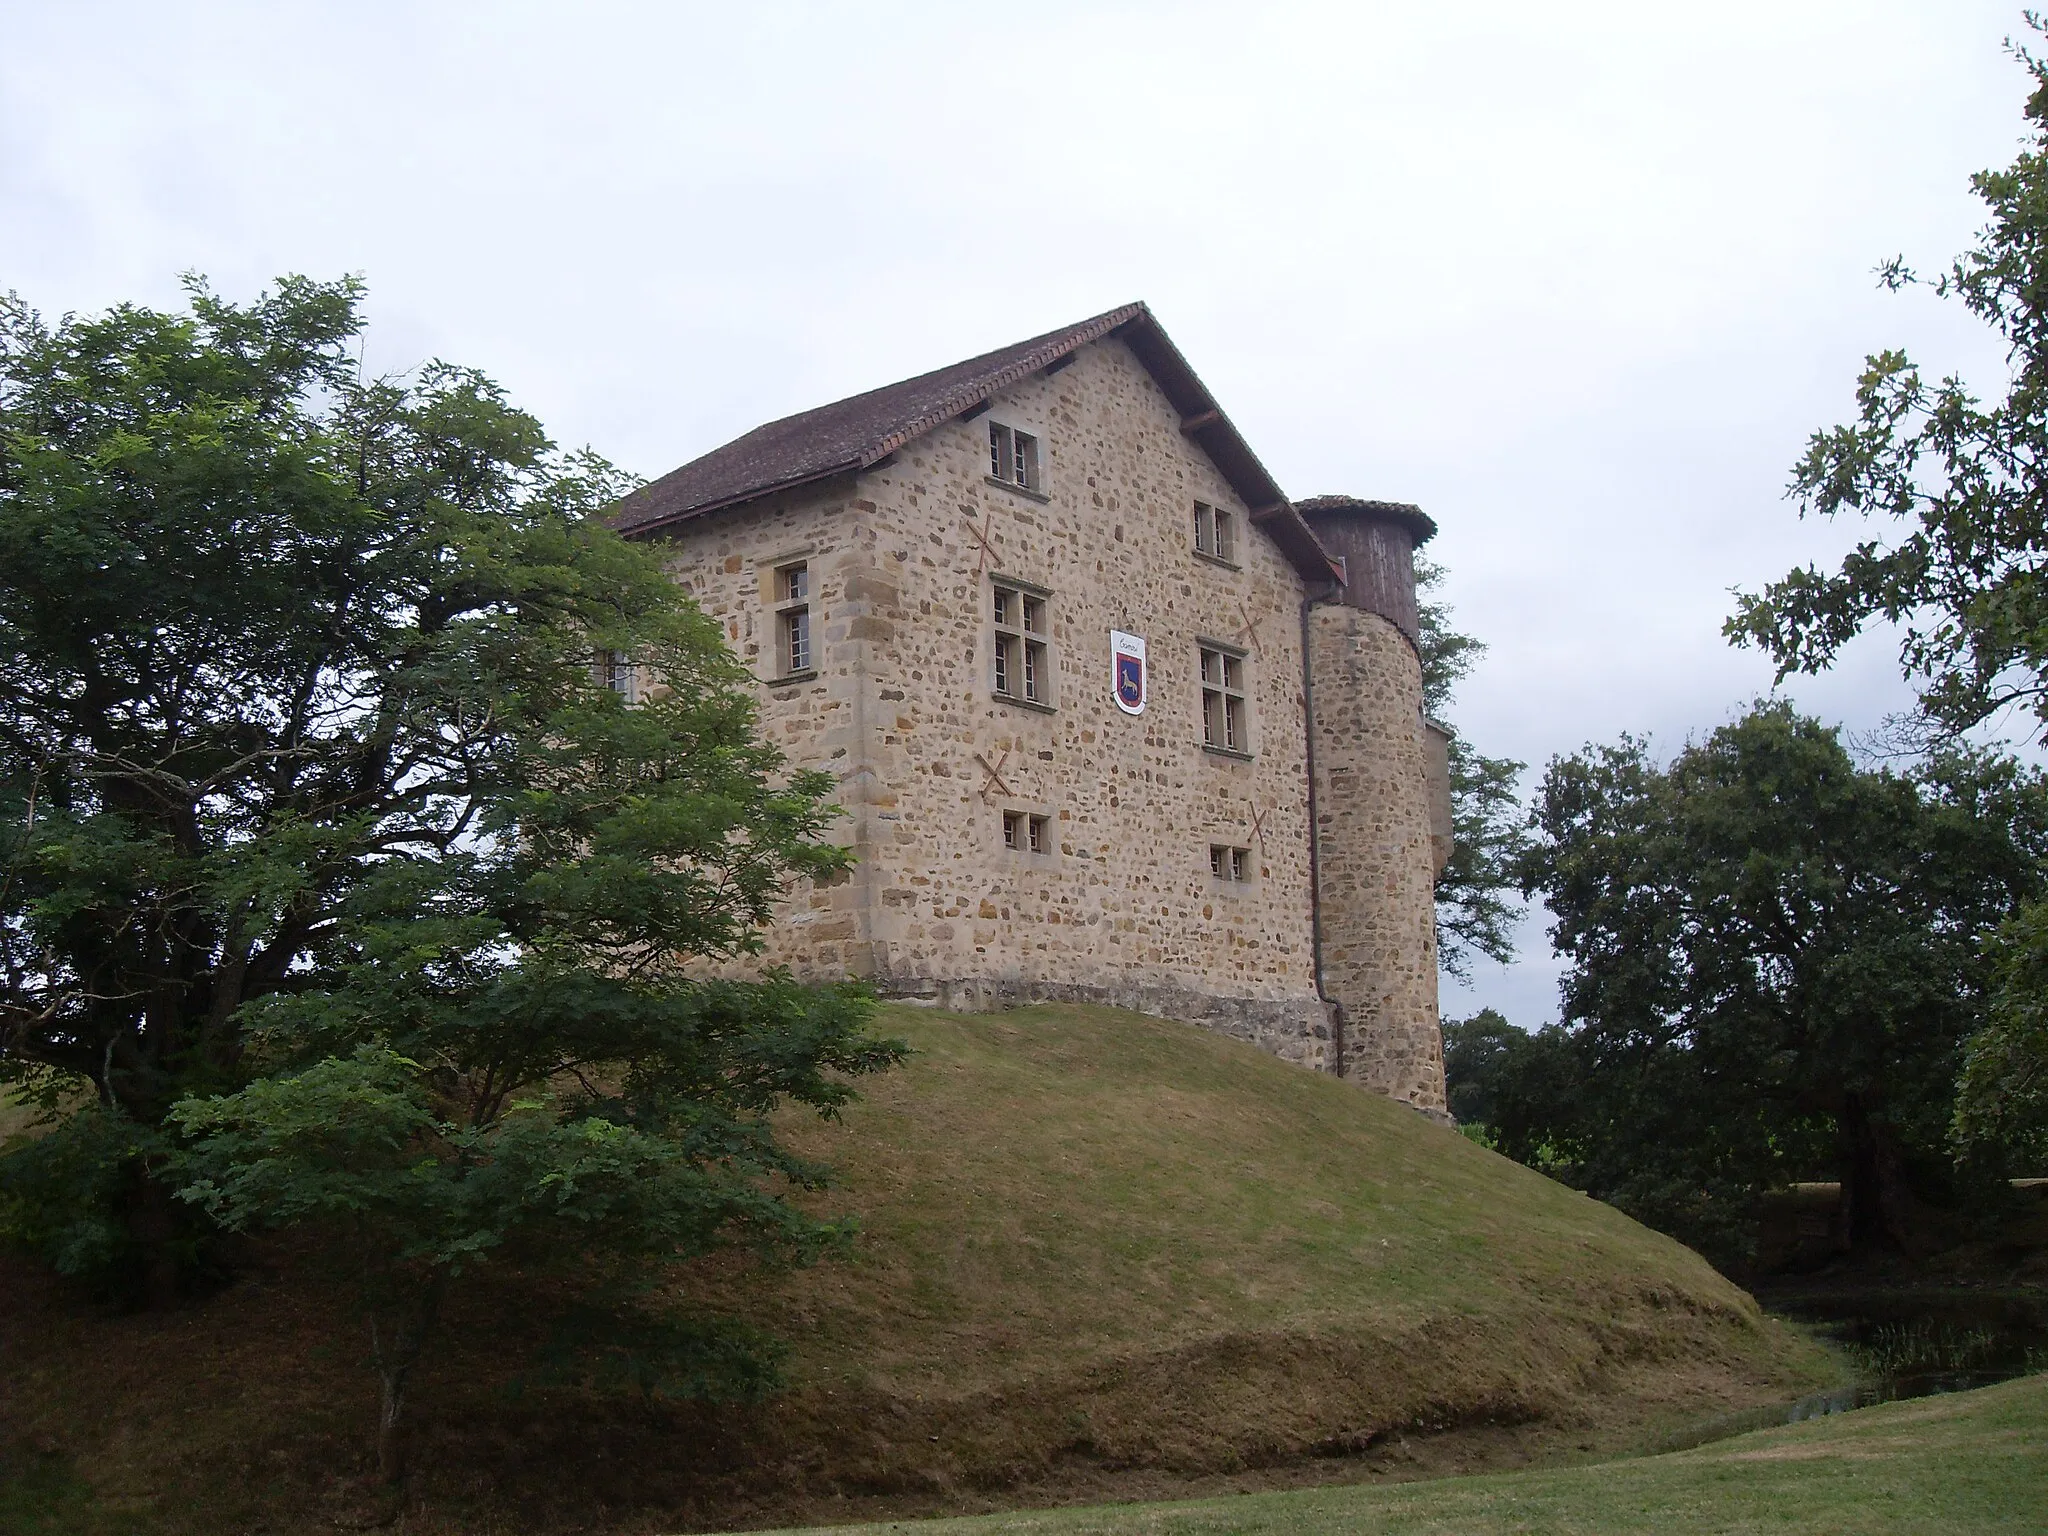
[
  {"xmin": 1518, "ymin": 704, "xmax": 2048, "ymax": 1259},
  {"xmin": 1726, "ymin": 32, "xmax": 2048, "ymax": 1168},
  {"xmin": 0, "ymin": 277, "xmax": 899, "ymax": 1478}
]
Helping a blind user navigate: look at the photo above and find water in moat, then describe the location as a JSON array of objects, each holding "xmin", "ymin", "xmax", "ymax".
[{"xmin": 1653, "ymin": 1289, "xmax": 2048, "ymax": 1452}]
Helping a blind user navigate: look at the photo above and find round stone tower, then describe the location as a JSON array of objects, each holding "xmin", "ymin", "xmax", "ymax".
[{"xmin": 1296, "ymin": 496, "xmax": 1449, "ymax": 1117}]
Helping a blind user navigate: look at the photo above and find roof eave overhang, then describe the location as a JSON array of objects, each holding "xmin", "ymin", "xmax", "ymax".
[
  {"xmin": 615, "ymin": 459, "xmax": 866, "ymax": 540},
  {"xmin": 1110, "ymin": 313, "xmax": 1343, "ymax": 586}
]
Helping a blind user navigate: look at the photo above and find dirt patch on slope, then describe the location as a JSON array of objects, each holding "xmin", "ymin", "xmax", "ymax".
[{"xmin": 0, "ymin": 1251, "xmax": 1832, "ymax": 1535}]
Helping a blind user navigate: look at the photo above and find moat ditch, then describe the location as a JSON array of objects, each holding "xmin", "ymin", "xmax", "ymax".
[{"xmin": 1653, "ymin": 1288, "xmax": 2048, "ymax": 1453}]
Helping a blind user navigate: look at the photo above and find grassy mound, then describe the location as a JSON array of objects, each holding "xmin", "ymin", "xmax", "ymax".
[
  {"xmin": 691, "ymin": 1006, "xmax": 1836, "ymax": 1492},
  {"xmin": 758, "ymin": 1370, "xmax": 2048, "ymax": 1536},
  {"xmin": 0, "ymin": 1004, "xmax": 1838, "ymax": 1533}
]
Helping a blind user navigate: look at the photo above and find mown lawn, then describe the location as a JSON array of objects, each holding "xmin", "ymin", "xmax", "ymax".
[{"xmin": 755, "ymin": 1371, "xmax": 2048, "ymax": 1536}]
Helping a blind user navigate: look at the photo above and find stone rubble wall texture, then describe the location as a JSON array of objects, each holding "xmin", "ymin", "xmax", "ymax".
[
  {"xmin": 1307, "ymin": 601, "xmax": 1448, "ymax": 1113},
  {"xmin": 656, "ymin": 483, "xmax": 877, "ymax": 975},
  {"xmin": 643, "ymin": 335, "xmax": 1445, "ymax": 1100}
]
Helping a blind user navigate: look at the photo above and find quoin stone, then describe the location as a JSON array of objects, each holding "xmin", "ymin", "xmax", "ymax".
[{"xmin": 612, "ymin": 304, "xmax": 1453, "ymax": 1116}]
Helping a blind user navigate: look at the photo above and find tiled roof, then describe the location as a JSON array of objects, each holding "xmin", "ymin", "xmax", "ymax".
[
  {"xmin": 611, "ymin": 304, "xmax": 1343, "ymax": 584},
  {"xmin": 1294, "ymin": 495, "xmax": 1437, "ymax": 546}
]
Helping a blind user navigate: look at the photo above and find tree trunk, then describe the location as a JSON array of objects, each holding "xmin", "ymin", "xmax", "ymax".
[
  {"xmin": 125, "ymin": 1167, "xmax": 186, "ymax": 1310},
  {"xmin": 368, "ymin": 1275, "xmax": 444, "ymax": 1485},
  {"xmin": 1839, "ymin": 1092, "xmax": 1918, "ymax": 1254},
  {"xmin": 376, "ymin": 1361, "xmax": 411, "ymax": 1485}
]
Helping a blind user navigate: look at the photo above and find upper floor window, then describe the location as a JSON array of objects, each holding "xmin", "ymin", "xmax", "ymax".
[
  {"xmin": 773, "ymin": 561, "xmax": 812, "ymax": 677},
  {"xmin": 1194, "ymin": 501, "xmax": 1236, "ymax": 564},
  {"xmin": 989, "ymin": 422, "xmax": 1042, "ymax": 493},
  {"xmin": 1200, "ymin": 644, "xmax": 1249, "ymax": 753},
  {"xmin": 992, "ymin": 579, "xmax": 1052, "ymax": 708}
]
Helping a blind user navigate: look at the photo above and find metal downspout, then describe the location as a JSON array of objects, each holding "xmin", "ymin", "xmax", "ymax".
[{"xmin": 1299, "ymin": 585, "xmax": 1343, "ymax": 1077}]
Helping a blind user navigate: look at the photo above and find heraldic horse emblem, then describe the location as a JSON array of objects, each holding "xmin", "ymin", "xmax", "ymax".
[{"xmin": 1111, "ymin": 629, "xmax": 1147, "ymax": 716}]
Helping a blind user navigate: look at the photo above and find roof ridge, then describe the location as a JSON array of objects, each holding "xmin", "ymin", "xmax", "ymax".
[
  {"xmin": 865, "ymin": 304, "xmax": 1145, "ymax": 464},
  {"xmin": 717, "ymin": 302, "xmax": 1146, "ymax": 454}
]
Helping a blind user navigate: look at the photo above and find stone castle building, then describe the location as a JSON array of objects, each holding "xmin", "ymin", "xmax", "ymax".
[{"xmin": 612, "ymin": 304, "xmax": 1452, "ymax": 1114}]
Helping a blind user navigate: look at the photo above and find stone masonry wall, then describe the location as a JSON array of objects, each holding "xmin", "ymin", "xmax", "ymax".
[
  {"xmin": 1307, "ymin": 601, "xmax": 1448, "ymax": 1111},
  {"xmin": 652, "ymin": 481, "xmax": 882, "ymax": 978},
  {"xmin": 643, "ymin": 337, "xmax": 1339, "ymax": 1070},
  {"xmin": 846, "ymin": 340, "xmax": 1326, "ymax": 1047}
]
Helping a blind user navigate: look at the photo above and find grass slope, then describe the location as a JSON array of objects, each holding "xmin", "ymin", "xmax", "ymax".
[
  {"xmin": 755, "ymin": 1371, "xmax": 2048, "ymax": 1536},
  {"xmin": 694, "ymin": 1006, "xmax": 1836, "ymax": 1492},
  {"xmin": 0, "ymin": 1004, "xmax": 1838, "ymax": 1533},
  {"xmin": 0, "ymin": 1085, "xmax": 38, "ymax": 1142}
]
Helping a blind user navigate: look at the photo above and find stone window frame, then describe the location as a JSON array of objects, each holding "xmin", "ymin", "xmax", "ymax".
[
  {"xmin": 1209, "ymin": 843, "xmax": 1254, "ymax": 883},
  {"xmin": 990, "ymin": 573, "xmax": 1057, "ymax": 713},
  {"xmin": 1197, "ymin": 638, "xmax": 1253, "ymax": 759},
  {"xmin": 760, "ymin": 550, "xmax": 818, "ymax": 684},
  {"xmin": 1193, "ymin": 500, "xmax": 1239, "ymax": 568},
  {"xmin": 1002, "ymin": 807, "xmax": 1055, "ymax": 858},
  {"xmin": 985, "ymin": 417, "xmax": 1051, "ymax": 503}
]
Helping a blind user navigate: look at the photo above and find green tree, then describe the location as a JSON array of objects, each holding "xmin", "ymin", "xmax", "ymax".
[
  {"xmin": 0, "ymin": 277, "xmax": 901, "ymax": 1477},
  {"xmin": 1441, "ymin": 1007, "xmax": 1520, "ymax": 1128},
  {"xmin": 1728, "ymin": 30, "xmax": 2048, "ymax": 746},
  {"xmin": 1439, "ymin": 1008, "xmax": 1602, "ymax": 1206},
  {"xmin": 1724, "ymin": 31, "xmax": 2048, "ymax": 1170},
  {"xmin": 1518, "ymin": 703, "xmax": 2048, "ymax": 1260},
  {"xmin": 1955, "ymin": 904, "xmax": 2048, "ymax": 1170},
  {"xmin": 1414, "ymin": 556, "xmax": 1528, "ymax": 980}
]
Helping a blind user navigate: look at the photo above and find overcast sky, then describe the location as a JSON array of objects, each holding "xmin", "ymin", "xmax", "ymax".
[{"xmin": 2, "ymin": 1, "xmax": 2032, "ymax": 1026}]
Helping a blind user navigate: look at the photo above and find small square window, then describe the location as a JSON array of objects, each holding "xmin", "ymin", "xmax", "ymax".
[
  {"xmin": 1210, "ymin": 844, "xmax": 1253, "ymax": 882},
  {"xmin": 1006, "ymin": 810, "xmax": 1053, "ymax": 855},
  {"xmin": 988, "ymin": 422, "xmax": 1042, "ymax": 493}
]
